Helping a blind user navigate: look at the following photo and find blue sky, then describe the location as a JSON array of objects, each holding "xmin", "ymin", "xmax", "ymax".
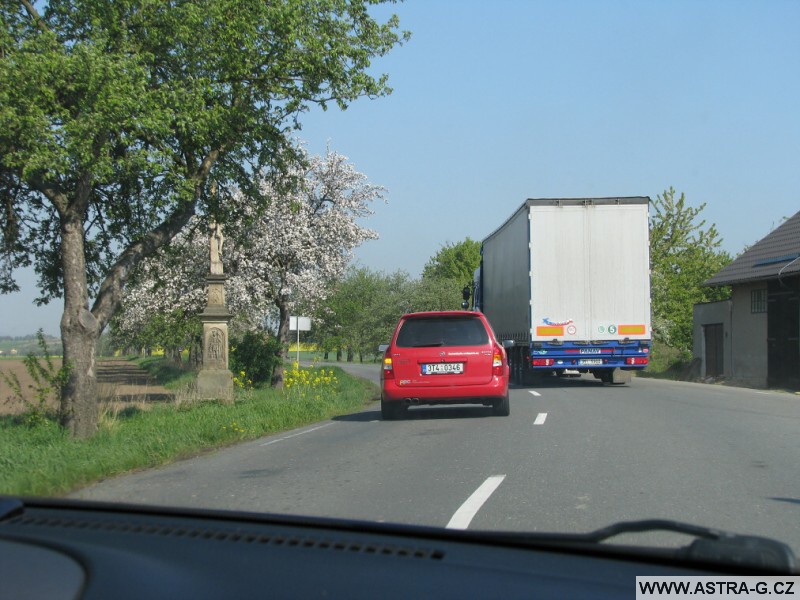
[{"xmin": 1, "ymin": 0, "xmax": 798, "ymax": 337}]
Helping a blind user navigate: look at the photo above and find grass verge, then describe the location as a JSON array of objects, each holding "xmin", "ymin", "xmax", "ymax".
[
  {"xmin": 134, "ymin": 355, "xmax": 197, "ymax": 390},
  {"xmin": 0, "ymin": 362, "xmax": 378, "ymax": 497},
  {"xmin": 637, "ymin": 340, "xmax": 695, "ymax": 380}
]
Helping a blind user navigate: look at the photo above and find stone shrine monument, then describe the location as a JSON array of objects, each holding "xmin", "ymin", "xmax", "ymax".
[{"xmin": 195, "ymin": 222, "xmax": 234, "ymax": 402}]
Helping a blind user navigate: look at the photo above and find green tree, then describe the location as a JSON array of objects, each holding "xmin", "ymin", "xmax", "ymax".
[
  {"xmin": 0, "ymin": 1, "xmax": 408, "ymax": 437},
  {"xmin": 422, "ymin": 237, "xmax": 482, "ymax": 282},
  {"xmin": 311, "ymin": 266, "xmax": 411, "ymax": 360},
  {"xmin": 110, "ymin": 309, "xmax": 201, "ymax": 363},
  {"xmin": 650, "ymin": 188, "xmax": 731, "ymax": 353},
  {"xmin": 311, "ymin": 263, "xmax": 474, "ymax": 362},
  {"xmin": 419, "ymin": 237, "xmax": 481, "ymax": 311},
  {"xmin": 407, "ymin": 276, "xmax": 464, "ymax": 311}
]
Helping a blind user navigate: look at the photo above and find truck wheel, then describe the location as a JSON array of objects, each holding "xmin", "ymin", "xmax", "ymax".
[
  {"xmin": 609, "ymin": 368, "xmax": 632, "ymax": 385},
  {"xmin": 492, "ymin": 393, "xmax": 510, "ymax": 417},
  {"xmin": 523, "ymin": 370, "xmax": 541, "ymax": 386},
  {"xmin": 510, "ymin": 348, "xmax": 523, "ymax": 385},
  {"xmin": 599, "ymin": 368, "xmax": 631, "ymax": 385}
]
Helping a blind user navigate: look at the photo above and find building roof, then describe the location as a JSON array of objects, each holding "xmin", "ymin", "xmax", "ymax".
[{"xmin": 705, "ymin": 210, "xmax": 800, "ymax": 286}]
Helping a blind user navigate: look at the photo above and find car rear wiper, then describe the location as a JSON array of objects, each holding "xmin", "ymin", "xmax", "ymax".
[{"xmin": 413, "ymin": 342, "xmax": 444, "ymax": 347}]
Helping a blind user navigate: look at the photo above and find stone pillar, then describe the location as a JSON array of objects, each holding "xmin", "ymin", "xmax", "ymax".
[{"xmin": 195, "ymin": 223, "xmax": 234, "ymax": 402}]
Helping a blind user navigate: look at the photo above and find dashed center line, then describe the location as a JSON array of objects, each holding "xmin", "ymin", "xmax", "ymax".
[
  {"xmin": 534, "ymin": 412, "xmax": 547, "ymax": 425},
  {"xmin": 446, "ymin": 475, "xmax": 506, "ymax": 530}
]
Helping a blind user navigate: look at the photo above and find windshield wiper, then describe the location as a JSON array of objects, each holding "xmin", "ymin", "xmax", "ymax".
[
  {"xmin": 584, "ymin": 519, "xmax": 797, "ymax": 571},
  {"xmin": 467, "ymin": 519, "xmax": 797, "ymax": 573},
  {"xmin": 413, "ymin": 342, "xmax": 444, "ymax": 347}
]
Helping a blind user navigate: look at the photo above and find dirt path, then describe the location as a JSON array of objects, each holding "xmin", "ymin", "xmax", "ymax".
[{"xmin": 1, "ymin": 358, "xmax": 174, "ymax": 415}]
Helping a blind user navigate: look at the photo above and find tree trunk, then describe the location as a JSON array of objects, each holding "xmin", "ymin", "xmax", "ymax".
[
  {"xmin": 37, "ymin": 151, "xmax": 208, "ymax": 438},
  {"xmin": 59, "ymin": 210, "xmax": 100, "ymax": 438},
  {"xmin": 271, "ymin": 296, "xmax": 290, "ymax": 388},
  {"xmin": 190, "ymin": 339, "xmax": 202, "ymax": 368}
]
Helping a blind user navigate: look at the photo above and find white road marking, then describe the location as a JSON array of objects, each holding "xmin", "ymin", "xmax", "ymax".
[
  {"xmin": 528, "ymin": 390, "xmax": 541, "ymax": 397},
  {"xmin": 259, "ymin": 423, "xmax": 334, "ymax": 446},
  {"xmin": 446, "ymin": 475, "xmax": 506, "ymax": 530},
  {"xmin": 534, "ymin": 412, "xmax": 547, "ymax": 425}
]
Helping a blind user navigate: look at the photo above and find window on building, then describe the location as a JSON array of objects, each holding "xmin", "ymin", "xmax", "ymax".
[{"xmin": 751, "ymin": 289, "xmax": 767, "ymax": 313}]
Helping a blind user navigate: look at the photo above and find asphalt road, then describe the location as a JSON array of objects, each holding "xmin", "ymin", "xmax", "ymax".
[{"xmin": 71, "ymin": 365, "xmax": 800, "ymax": 555}]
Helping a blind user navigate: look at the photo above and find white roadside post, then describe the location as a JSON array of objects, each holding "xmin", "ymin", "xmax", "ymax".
[{"xmin": 289, "ymin": 316, "xmax": 312, "ymax": 365}]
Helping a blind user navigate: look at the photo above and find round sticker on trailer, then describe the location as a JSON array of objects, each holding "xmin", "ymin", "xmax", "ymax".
[
  {"xmin": 608, "ymin": 325, "xmax": 617, "ymax": 334},
  {"xmin": 598, "ymin": 326, "xmax": 605, "ymax": 333},
  {"xmin": 567, "ymin": 325, "xmax": 576, "ymax": 335}
]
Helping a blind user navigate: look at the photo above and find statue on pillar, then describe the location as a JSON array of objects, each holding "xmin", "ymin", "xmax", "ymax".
[
  {"xmin": 210, "ymin": 221, "xmax": 224, "ymax": 275},
  {"xmin": 196, "ymin": 220, "xmax": 234, "ymax": 402}
]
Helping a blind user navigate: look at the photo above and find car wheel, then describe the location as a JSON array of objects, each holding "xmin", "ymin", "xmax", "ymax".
[
  {"xmin": 381, "ymin": 398, "xmax": 406, "ymax": 420},
  {"xmin": 492, "ymin": 393, "xmax": 510, "ymax": 417}
]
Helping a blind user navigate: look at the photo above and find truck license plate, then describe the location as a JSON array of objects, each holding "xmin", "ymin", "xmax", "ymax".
[
  {"xmin": 422, "ymin": 363, "xmax": 464, "ymax": 375},
  {"xmin": 579, "ymin": 359, "xmax": 603, "ymax": 366}
]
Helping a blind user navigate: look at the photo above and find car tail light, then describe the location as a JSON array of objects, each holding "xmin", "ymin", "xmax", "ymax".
[
  {"xmin": 531, "ymin": 358, "xmax": 555, "ymax": 367},
  {"xmin": 382, "ymin": 356, "xmax": 394, "ymax": 379},
  {"xmin": 492, "ymin": 347, "xmax": 504, "ymax": 377},
  {"xmin": 625, "ymin": 357, "xmax": 649, "ymax": 365}
]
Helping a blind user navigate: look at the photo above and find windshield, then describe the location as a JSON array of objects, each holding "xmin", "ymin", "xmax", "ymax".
[{"xmin": 1, "ymin": 0, "xmax": 798, "ymax": 568}]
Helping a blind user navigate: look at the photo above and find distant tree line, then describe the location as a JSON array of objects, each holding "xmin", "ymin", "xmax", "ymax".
[{"xmin": 109, "ymin": 187, "xmax": 730, "ymax": 370}]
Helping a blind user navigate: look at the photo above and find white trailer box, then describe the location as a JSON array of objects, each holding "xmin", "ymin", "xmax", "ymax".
[{"xmin": 478, "ymin": 197, "xmax": 651, "ymax": 383}]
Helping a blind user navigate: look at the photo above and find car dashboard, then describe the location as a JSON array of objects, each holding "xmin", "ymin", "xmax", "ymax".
[{"xmin": 0, "ymin": 496, "xmax": 794, "ymax": 599}]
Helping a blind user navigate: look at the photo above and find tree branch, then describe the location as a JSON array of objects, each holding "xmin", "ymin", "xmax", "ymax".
[
  {"xmin": 91, "ymin": 145, "xmax": 224, "ymax": 331},
  {"xmin": 28, "ymin": 175, "xmax": 69, "ymax": 217},
  {"xmin": 19, "ymin": 0, "xmax": 49, "ymax": 33},
  {"xmin": 91, "ymin": 199, "xmax": 197, "ymax": 331}
]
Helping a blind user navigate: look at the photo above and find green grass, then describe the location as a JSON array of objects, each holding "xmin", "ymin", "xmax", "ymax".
[
  {"xmin": 0, "ymin": 363, "xmax": 378, "ymax": 497},
  {"xmin": 637, "ymin": 340, "xmax": 695, "ymax": 380},
  {"xmin": 134, "ymin": 355, "xmax": 197, "ymax": 390}
]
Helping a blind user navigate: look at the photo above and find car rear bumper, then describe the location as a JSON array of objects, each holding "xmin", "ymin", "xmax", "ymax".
[{"xmin": 381, "ymin": 376, "xmax": 508, "ymax": 406}]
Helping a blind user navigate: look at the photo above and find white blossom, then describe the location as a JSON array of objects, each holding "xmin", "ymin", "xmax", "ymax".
[{"xmin": 114, "ymin": 148, "xmax": 385, "ymax": 342}]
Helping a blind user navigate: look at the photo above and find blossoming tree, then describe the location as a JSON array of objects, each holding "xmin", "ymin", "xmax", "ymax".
[
  {"xmin": 114, "ymin": 148, "xmax": 385, "ymax": 386},
  {"xmin": 0, "ymin": 0, "xmax": 407, "ymax": 437}
]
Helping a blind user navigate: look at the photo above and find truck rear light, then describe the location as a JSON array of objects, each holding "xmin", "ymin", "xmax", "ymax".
[
  {"xmin": 383, "ymin": 356, "xmax": 394, "ymax": 379},
  {"xmin": 625, "ymin": 357, "xmax": 648, "ymax": 365},
  {"xmin": 531, "ymin": 358, "xmax": 555, "ymax": 367},
  {"xmin": 492, "ymin": 347, "xmax": 504, "ymax": 376}
]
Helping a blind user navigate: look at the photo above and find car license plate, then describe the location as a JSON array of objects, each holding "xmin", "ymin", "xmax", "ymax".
[
  {"xmin": 422, "ymin": 362, "xmax": 464, "ymax": 375},
  {"xmin": 579, "ymin": 359, "xmax": 603, "ymax": 366}
]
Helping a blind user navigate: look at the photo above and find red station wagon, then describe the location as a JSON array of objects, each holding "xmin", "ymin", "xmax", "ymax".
[{"xmin": 379, "ymin": 311, "xmax": 510, "ymax": 420}]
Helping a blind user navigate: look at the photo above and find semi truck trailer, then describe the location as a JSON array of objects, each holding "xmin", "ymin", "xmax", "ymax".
[{"xmin": 474, "ymin": 197, "xmax": 651, "ymax": 384}]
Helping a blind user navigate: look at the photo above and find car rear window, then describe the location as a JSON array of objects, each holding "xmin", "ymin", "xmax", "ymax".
[{"xmin": 395, "ymin": 317, "xmax": 490, "ymax": 348}]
